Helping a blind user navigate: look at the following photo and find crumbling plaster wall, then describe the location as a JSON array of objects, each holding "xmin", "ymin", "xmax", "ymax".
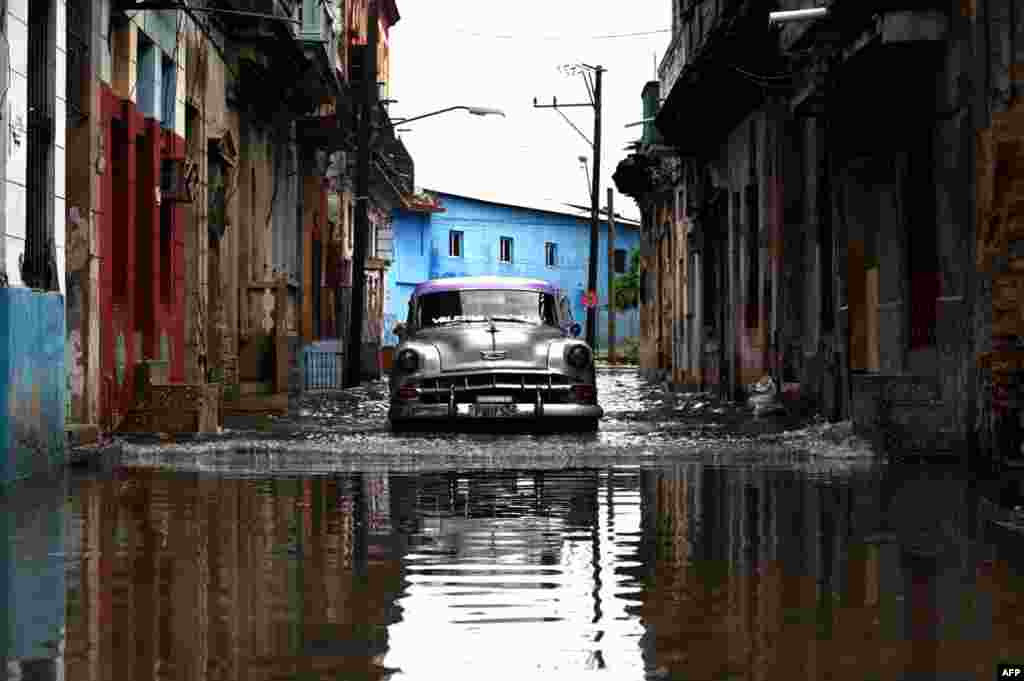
[{"xmin": 971, "ymin": 0, "xmax": 1024, "ymax": 458}]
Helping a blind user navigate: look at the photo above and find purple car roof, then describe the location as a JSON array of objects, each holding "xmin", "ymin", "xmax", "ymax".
[{"xmin": 412, "ymin": 276, "xmax": 560, "ymax": 297}]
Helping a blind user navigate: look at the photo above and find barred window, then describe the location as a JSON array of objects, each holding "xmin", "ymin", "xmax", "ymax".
[
  {"xmin": 545, "ymin": 242, "xmax": 558, "ymax": 268},
  {"xmin": 614, "ymin": 248, "xmax": 627, "ymax": 274},
  {"xmin": 499, "ymin": 237, "xmax": 513, "ymax": 264},
  {"xmin": 449, "ymin": 230, "xmax": 463, "ymax": 258}
]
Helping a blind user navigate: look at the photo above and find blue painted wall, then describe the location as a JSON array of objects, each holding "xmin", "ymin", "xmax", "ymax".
[
  {"xmin": 384, "ymin": 193, "xmax": 641, "ymax": 348},
  {"xmin": 0, "ymin": 289, "xmax": 66, "ymax": 484}
]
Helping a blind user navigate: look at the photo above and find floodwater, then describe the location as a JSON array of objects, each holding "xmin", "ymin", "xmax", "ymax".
[
  {"xmin": 0, "ymin": 463, "xmax": 1016, "ymax": 681},
  {"xmin": 4, "ymin": 370, "xmax": 1024, "ymax": 680}
]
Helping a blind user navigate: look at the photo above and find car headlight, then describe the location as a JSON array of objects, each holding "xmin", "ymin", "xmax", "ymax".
[
  {"xmin": 565, "ymin": 345, "xmax": 591, "ymax": 369},
  {"xmin": 396, "ymin": 349, "xmax": 420, "ymax": 372}
]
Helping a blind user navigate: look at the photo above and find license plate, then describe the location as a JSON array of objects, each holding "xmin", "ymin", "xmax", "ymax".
[{"xmin": 472, "ymin": 404, "xmax": 517, "ymax": 418}]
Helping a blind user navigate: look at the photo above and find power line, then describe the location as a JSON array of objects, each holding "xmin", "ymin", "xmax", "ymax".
[{"xmin": 452, "ymin": 27, "xmax": 670, "ymax": 41}]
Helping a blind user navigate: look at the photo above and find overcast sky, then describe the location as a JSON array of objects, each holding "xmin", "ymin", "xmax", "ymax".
[{"xmin": 387, "ymin": 1, "xmax": 672, "ymax": 222}]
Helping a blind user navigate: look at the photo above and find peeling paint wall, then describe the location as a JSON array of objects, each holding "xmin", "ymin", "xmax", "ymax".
[
  {"xmin": 1, "ymin": 0, "xmax": 68, "ymax": 473},
  {"xmin": 0, "ymin": 289, "xmax": 66, "ymax": 482}
]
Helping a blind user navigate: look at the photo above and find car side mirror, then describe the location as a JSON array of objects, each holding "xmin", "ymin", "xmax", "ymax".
[
  {"xmin": 569, "ymin": 322, "xmax": 582, "ymax": 338},
  {"xmin": 393, "ymin": 322, "xmax": 407, "ymax": 338}
]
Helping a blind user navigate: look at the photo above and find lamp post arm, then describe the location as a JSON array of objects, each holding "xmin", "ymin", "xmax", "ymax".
[{"xmin": 391, "ymin": 106, "xmax": 472, "ymax": 125}]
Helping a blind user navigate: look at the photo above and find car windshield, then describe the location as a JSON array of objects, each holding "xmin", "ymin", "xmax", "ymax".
[{"xmin": 417, "ymin": 290, "xmax": 559, "ymax": 328}]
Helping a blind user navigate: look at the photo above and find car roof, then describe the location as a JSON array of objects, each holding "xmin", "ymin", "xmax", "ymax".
[{"xmin": 412, "ymin": 276, "xmax": 560, "ymax": 297}]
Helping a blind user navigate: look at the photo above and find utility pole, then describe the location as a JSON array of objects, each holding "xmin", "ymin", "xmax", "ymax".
[
  {"xmin": 346, "ymin": 0, "xmax": 379, "ymax": 387},
  {"xmin": 588, "ymin": 67, "xmax": 602, "ymax": 351},
  {"xmin": 533, "ymin": 64, "xmax": 605, "ymax": 349},
  {"xmin": 607, "ymin": 187, "xmax": 615, "ymax": 364}
]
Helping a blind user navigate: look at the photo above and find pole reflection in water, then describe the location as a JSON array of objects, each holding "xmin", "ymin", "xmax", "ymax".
[{"xmin": 61, "ymin": 463, "xmax": 1024, "ymax": 681}]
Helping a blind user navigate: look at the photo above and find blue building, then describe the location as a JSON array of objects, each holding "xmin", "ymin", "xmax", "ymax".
[{"xmin": 384, "ymin": 191, "xmax": 641, "ymax": 348}]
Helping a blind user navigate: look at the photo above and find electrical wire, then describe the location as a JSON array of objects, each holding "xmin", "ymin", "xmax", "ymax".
[
  {"xmin": 452, "ymin": 27, "xmax": 670, "ymax": 42},
  {"xmin": 728, "ymin": 63, "xmax": 797, "ymax": 81}
]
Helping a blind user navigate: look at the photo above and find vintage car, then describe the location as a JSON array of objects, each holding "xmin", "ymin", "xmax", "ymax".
[{"xmin": 388, "ymin": 276, "xmax": 603, "ymax": 432}]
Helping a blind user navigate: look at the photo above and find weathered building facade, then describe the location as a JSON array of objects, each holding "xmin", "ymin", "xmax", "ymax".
[
  {"xmin": 617, "ymin": 0, "xmax": 1023, "ymax": 464},
  {"xmin": 1, "ymin": 0, "xmax": 69, "ymax": 480},
  {"xmin": 57, "ymin": 0, "xmax": 412, "ymax": 439}
]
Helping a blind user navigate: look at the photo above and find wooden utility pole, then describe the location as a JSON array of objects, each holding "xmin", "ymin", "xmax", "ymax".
[
  {"xmin": 587, "ymin": 67, "xmax": 603, "ymax": 350},
  {"xmin": 345, "ymin": 0, "xmax": 379, "ymax": 387},
  {"xmin": 607, "ymin": 187, "xmax": 616, "ymax": 364},
  {"xmin": 533, "ymin": 64, "xmax": 605, "ymax": 349}
]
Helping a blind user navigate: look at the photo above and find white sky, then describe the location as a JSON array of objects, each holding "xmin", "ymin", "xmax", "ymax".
[{"xmin": 387, "ymin": 1, "xmax": 672, "ymax": 223}]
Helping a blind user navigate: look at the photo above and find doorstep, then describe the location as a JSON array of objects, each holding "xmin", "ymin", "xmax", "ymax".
[{"xmin": 66, "ymin": 423, "xmax": 100, "ymax": 448}]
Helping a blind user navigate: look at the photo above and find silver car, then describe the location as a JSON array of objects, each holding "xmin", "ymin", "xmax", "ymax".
[{"xmin": 388, "ymin": 276, "xmax": 604, "ymax": 432}]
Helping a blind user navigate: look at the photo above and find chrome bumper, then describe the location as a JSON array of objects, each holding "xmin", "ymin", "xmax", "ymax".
[{"xmin": 389, "ymin": 401, "xmax": 603, "ymax": 422}]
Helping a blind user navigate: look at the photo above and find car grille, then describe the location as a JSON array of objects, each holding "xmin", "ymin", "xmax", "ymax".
[{"xmin": 415, "ymin": 373, "xmax": 574, "ymax": 404}]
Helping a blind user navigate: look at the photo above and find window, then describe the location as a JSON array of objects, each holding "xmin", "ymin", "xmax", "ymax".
[
  {"xmin": 559, "ymin": 295, "xmax": 572, "ymax": 322},
  {"xmin": 347, "ymin": 203, "xmax": 354, "ymax": 250},
  {"xmin": 417, "ymin": 290, "xmax": 558, "ymax": 328},
  {"xmin": 499, "ymin": 237, "xmax": 513, "ymax": 264},
  {"xmin": 545, "ymin": 242, "xmax": 558, "ymax": 268},
  {"xmin": 136, "ymin": 33, "xmax": 157, "ymax": 118},
  {"xmin": 161, "ymin": 55, "xmax": 176, "ymax": 130},
  {"xmin": 23, "ymin": 0, "xmax": 58, "ymax": 290},
  {"xmin": 449, "ymin": 230, "xmax": 463, "ymax": 257},
  {"xmin": 614, "ymin": 248, "xmax": 627, "ymax": 274}
]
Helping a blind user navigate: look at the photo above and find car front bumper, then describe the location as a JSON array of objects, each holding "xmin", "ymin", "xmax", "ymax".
[{"xmin": 388, "ymin": 401, "xmax": 603, "ymax": 422}]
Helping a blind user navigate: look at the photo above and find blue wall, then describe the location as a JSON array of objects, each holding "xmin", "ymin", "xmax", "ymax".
[
  {"xmin": 0, "ymin": 289, "xmax": 66, "ymax": 484},
  {"xmin": 385, "ymin": 194, "xmax": 641, "ymax": 348}
]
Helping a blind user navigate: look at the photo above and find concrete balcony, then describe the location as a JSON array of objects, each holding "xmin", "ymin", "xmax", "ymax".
[
  {"xmin": 299, "ymin": 0, "xmax": 340, "ymax": 73},
  {"xmin": 657, "ymin": 30, "xmax": 687, "ymax": 105},
  {"xmin": 213, "ymin": 0, "xmax": 300, "ymax": 40}
]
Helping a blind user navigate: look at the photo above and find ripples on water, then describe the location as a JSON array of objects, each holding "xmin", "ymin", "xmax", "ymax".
[
  {"xmin": 35, "ymin": 464, "xmax": 1023, "ymax": 681},
  {"xmin": 113, "ymin": 369, "xmax": 870, "ymax": 472}
]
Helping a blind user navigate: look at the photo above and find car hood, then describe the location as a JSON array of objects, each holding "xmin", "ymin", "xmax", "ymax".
[{"xmin": 411, "ymin": 323, "xmax": 563, "ymax": 371}]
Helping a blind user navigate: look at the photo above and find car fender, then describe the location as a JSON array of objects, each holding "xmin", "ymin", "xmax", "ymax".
[
  {"xmin": 547, "ymin": 339, "xmax": 596, "ymax": 381},
  {"xmin": 392, "ymin": 341, "xmax": 443, "ymax": 379}
]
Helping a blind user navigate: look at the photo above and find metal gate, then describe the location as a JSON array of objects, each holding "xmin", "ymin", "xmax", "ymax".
[{"xmin": 304, "ymin": 351, "xmax": 344, "ymax": 390}]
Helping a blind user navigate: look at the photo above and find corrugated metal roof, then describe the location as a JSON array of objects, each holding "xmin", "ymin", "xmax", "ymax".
[{"xmin": 419, "ymin": 188, "xmax": 642, "ymax": 228}]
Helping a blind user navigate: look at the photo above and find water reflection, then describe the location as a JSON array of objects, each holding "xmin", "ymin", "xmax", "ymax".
[
  {"xmin": 63, "ymin": 464, "xmax": 1024, "ymax": 680},
  {"xmin": 1, "ymin": 472, "xmax": 67, "ymax": 680}
]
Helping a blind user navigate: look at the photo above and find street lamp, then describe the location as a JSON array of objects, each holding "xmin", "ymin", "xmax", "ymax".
[
  {"xmin": 578, "ymin": 155, "xmax": 592, "ymax": 202},
  {"xmin": 624, "ymin": 117, "xmax": 657, "ymax": 128},
  {"xmin": 391, "ymin": 105, "xmax": 506, "ymax": 125},
  {"xmin": 769, "ymin": 7, "xmax": 828, "ymax": 23}
]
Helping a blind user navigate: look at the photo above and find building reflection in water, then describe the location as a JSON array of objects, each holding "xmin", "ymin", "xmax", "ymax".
[
  {"xmin": 636, "ymin": 464, "xmax": 1024, "ymax": 680},
  {"xmin": 1, "ymin": 471, "xmax": 67, "ymax": 681},
  {"xmin": 61, "ymin": 463, "xmax": 1024, "ymax": 681}
]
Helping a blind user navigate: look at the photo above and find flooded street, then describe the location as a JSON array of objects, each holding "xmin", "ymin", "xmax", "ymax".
[{"xmin": 5, "ymin": 370, "xmax": 1024, "ymax": 680}]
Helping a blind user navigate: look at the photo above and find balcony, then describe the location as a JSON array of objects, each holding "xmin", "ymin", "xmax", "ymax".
[
  {"xmin": 658, "ymin": 30, "xmax": 687, "ymax": 104},
  {"xmin": 654, "ymin": 0, "xmax": 781, "ymax": 155},
  {"xmin": 295, "ymin": 0, "xmax": 341, "ymax": 104},
  {"xmin": 300, "ymin": 0, "xmax": 340, "ymax": 71},
  {"xmin": 209, "ymin": 0, "xmax": 300, "ymax": 40}
]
